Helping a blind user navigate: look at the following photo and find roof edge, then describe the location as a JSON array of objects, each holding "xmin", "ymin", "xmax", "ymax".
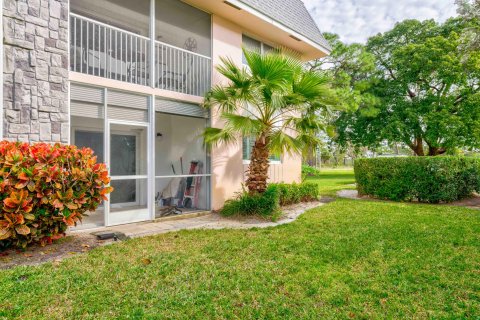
[{"xmin": 226, "ymin": 0, "xmax": 331, "ymax": 55}]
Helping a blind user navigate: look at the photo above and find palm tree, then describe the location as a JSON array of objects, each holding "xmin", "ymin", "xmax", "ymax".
[{"xmin": 203, "ymin": 49, "xmax": 340, "ymax": 194}]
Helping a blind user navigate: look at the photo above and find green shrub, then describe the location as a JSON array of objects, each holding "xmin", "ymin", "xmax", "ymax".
[
  {"xmin": 276, "ymin": 183, "xmax": 301, "ymax": 205},
  {"xmin": 0, "ymin": 141, "xmax": 113, "ymax": 250},
  {"xmin": 299, "ymin": 183, "xmax": 320, "ymax": 202},
  {"xmin": 271, "ymin": 182, "xmax": 319, "ymax": 206},
  {"xmin": 302, "ymin": 165, "xmax": 321, "ymax": 177},
  {"xmin": 220, "ymin": 182, "xmax": 320, "ymax": 217},
  {"xmin": 221, "ymin": 184, "xmax": 280, "ymax": 217},
  {"xmin": 354, "ymin": 157, "xmax": 480, "ymax": 203}
]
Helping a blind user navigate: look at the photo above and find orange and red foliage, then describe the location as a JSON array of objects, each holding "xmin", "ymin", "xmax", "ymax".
[{"xmin": 0, "ymin": 141, "xmax": 112, "ymax": 249}]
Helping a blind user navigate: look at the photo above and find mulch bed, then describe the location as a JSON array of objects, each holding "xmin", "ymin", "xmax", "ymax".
[{"xmin": 0, "ymin": 233, "xmax": 111, "ymax": 270}]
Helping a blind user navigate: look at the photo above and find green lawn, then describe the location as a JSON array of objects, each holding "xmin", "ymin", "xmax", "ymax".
[
  {"xmin": 307, "ymin": 168, "xmax": 356, "ymax": 197},
  {"xmin": 1, "ymin": 172, "xmax": 479, "ymax": 319}
]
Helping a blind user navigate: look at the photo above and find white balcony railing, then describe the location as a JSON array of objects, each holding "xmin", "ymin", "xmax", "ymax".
[
  {"xmin": 154, "ymin": 41, "xmax": 211, "ymax": 97},
  {"xmin": 70, "ymin": 13, "xmax": 211, "ymax": 96}
]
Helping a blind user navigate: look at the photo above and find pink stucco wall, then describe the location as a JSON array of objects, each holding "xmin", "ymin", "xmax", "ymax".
[{"xmin": 210, "ymin": 15, "xmax": 302, "ymax": 210}]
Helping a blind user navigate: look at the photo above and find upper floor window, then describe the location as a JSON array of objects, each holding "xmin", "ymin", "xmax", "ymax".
[
  {"xmin": 156, "ymin": 0, "xmax": 212, "ymax": 57},
  {"xmin": 242, "ymin": 35, "xmax": 274, "ymax": 64}
]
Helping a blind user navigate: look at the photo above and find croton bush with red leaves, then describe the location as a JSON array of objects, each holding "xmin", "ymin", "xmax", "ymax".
[{"xmin": 0, "ymin": 141, "xmax": 112, "ymax": 249}]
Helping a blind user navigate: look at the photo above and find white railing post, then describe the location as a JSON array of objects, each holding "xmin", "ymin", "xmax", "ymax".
[
  {"xmin": 150, "ymin": 0, "xmax": 155, "ymax": 89},
  {"xmin": 149, "ymin": 0, "xmax": 156, "ymax": 220}
]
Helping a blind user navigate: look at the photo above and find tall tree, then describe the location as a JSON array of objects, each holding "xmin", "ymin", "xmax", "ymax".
[
  {"xmin": 309, "ymin": 33, "xmax": 377, "ymax": 113},
  {"xmin": 202, "ymin": 49, "xmax": 339, "ymax": 194},
  {"xmin": 308, "ymin": 33, "xmax": 378, "ymax": 161},
  {"xmin": 336, "ymin": 18, "xmax": 480, "ymax": 156},
  {"xmin": 456, "ymin": 0, "xmax": 480, "ymax": 50}
]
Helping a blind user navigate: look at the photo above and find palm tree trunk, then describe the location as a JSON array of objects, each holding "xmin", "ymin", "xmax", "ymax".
[{"xmin": 246, "ymin": 136, "xmax": 270, "ymax": 194}]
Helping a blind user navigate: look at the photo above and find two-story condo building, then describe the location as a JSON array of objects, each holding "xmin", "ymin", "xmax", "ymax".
[{"xmin": 1, "ymin": 0, "xmax": 330, "ymax": 229}]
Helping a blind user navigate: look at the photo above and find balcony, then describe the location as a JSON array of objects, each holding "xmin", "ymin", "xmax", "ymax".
[{"xmin": 69, "ymin": 13, "xmax": 212, "ymax": 97}]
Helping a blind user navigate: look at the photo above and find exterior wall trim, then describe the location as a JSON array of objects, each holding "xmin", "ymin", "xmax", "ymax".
[{"xmin": 69, "ymin": 72, "xmax": 204, "ymax": 105}]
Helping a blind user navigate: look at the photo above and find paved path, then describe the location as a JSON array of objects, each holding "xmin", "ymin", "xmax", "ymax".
[{"xmin": 81, "ymin": 201, "xmax": 326, "ymax": 239}]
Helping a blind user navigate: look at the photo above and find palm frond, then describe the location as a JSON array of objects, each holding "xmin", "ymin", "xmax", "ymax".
[
  {"xmin": 220, "ymin": 113, "xmax": 264, "ymax": 136},
  {"xmin": 243, "ymin": 49, "xmax": 295, "ymax": 91},
  {"xmin": 202, "ymin": 127, "xmax": 238, "ymax": 148},
  {"xmin": 295, "ymin": 133, "xmax": 323, "ymax": 157},
  {"xmin": 204, "ymin": 85, "xmax": 237, "ymax": 113},
  {"xmin": 285, "ymin": 113, "xmax": 326, "ymax": 133},
  {"xmin": 292, "ymin": 70, "xmax": 332, "ymax": 102},
  {"xmin": 216, "ymin": 57, "xmax": 251, "ymax": 88},
  {"xmin": 268, "ymin": 130, "xmax": 304, "ymax": 156}
]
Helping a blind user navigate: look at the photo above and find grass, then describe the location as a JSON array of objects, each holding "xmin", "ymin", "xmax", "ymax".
[
  {"xmin": 306, "ymin": 168, "xmax": 356, "ymax": 197},
  {"xmin": 0, "ymin": 201, "xmax": 478, "ymax": 319},
  {"xmin": 0, "ymin": 171, "xmax": 479, "ymax": 319}
]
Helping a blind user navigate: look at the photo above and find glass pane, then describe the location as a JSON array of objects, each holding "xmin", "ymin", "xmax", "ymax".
[
  {"xmin": 111, "ymin": 179, "xmax": 138, "ymax": 204},
  {"xmin": 71, "ymin": 0, "xmax": 150, "ymax": 37},
  {"xmin": 70, "ymin": 116, "xmax": 105, "ymax": 229},
  {"xmin": 110, "ymin": 124, "xmax": 148, "ymax": 176},
  {"xmin": 263, "ymin": 43, "xmax": 275, "ymax": 54},
  {"xmin": 243, "ymin": 136, "xmax": 281, "ymax": 162},
  {"xmin": 155, "ymin": 177, "xmax": 209, "ymax": 218},
  {"xmin": 242, "ymin": 136, "xmax": 252, "ymax": 160},
  {"xmin": 156, "ymin": 0, "xmax": 212, "ymax": 57},
  {"xmin": 109, "ymin": 178, "xmax": 149, "ymax": 225},
  {"xmin": 72, "ymin": 207, "xmax": 105, "ymax": 231},
  {"xmin": 242, "ymin": 35, "xmax": 261, "ymax": 64},
  {"xmin": 155, "ymin": 113, "xmax": 207, "ymax": 176},
  {"xmin": 75, "ymin": 130, "xmax": 104, "ymax": 163}
]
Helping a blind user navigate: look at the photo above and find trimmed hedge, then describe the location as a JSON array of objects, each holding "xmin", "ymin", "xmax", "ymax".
[
  {"xmin": 0, "ymin": 141, "xmax": 112, "ymax": 249},
  {"xmin": 301, "ymin": 165, "xmax": 321, "ymax": 177},
  {"xmin": 276, "ymin": 182, "xmax": 319, "ymax": 206},
  {"xmin": 354, "ymin": 157, "xmax": 480, "ymax": 203},
  {"xmin": 220, "ymin": 182, "xmax": 319, "ymax": 217}
]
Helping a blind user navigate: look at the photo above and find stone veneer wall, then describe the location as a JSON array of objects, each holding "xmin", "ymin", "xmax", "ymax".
[{"xmin": 3, "ymin": 0, "xmax": 69, "ymax": 143}]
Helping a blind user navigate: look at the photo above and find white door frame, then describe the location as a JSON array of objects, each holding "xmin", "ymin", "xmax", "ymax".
[{"xmin": 105, "ymin": 119, "xmax": 150, "ymax": 226}]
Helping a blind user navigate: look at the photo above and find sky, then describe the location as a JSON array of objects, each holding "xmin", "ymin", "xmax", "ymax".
[{"xmin": 303, "ymin": 0, "xmax": 458, "ymax": 43}]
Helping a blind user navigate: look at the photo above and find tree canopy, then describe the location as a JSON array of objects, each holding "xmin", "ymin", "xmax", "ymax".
[
  {"xmin": 334, "ymin": 18, "xmax": 480, "ymax": 156},
  {"xmin": 456, "ymin": 0, "xmax": 480, "ymax": 50}
]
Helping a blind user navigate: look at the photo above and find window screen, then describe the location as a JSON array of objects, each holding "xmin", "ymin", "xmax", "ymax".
[
  {"xmin": 70, "ymin": 0, "xmax": 150, "ymax": 36},
  {"xmin": 242, "ymin": 136, "xmax": 281, "ymax": 162},
  {"xmin": 156, "ymin": 0, "xmax": 212, "ymax": 57},
  {"xmin": 242, "ymin": 35, "xmax": 276, "ymax": 64}
]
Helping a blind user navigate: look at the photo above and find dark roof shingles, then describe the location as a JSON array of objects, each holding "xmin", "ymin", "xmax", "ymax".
[{"xmin": 237, "ymin": 0, "xmax": 331, "ymax": 51}]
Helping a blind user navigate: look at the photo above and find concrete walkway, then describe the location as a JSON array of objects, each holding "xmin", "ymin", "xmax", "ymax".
[{"xmin": 79, "ymin": 201, "xmax": 326, "ymax": 239}]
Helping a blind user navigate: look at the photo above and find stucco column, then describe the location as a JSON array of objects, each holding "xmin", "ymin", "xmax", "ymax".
[{"xmin": 210, "ymin": 15, "xmax": 244, "ymax": 210}]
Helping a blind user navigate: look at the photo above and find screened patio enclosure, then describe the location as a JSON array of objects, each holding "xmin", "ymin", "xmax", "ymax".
[
  {"xmin": 70, "ymin": 84, "xmax": 210, "ymax": 230},
  {"xmin": 69, "ymin": 0, "xmax": 212, "ymax": 97}
]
